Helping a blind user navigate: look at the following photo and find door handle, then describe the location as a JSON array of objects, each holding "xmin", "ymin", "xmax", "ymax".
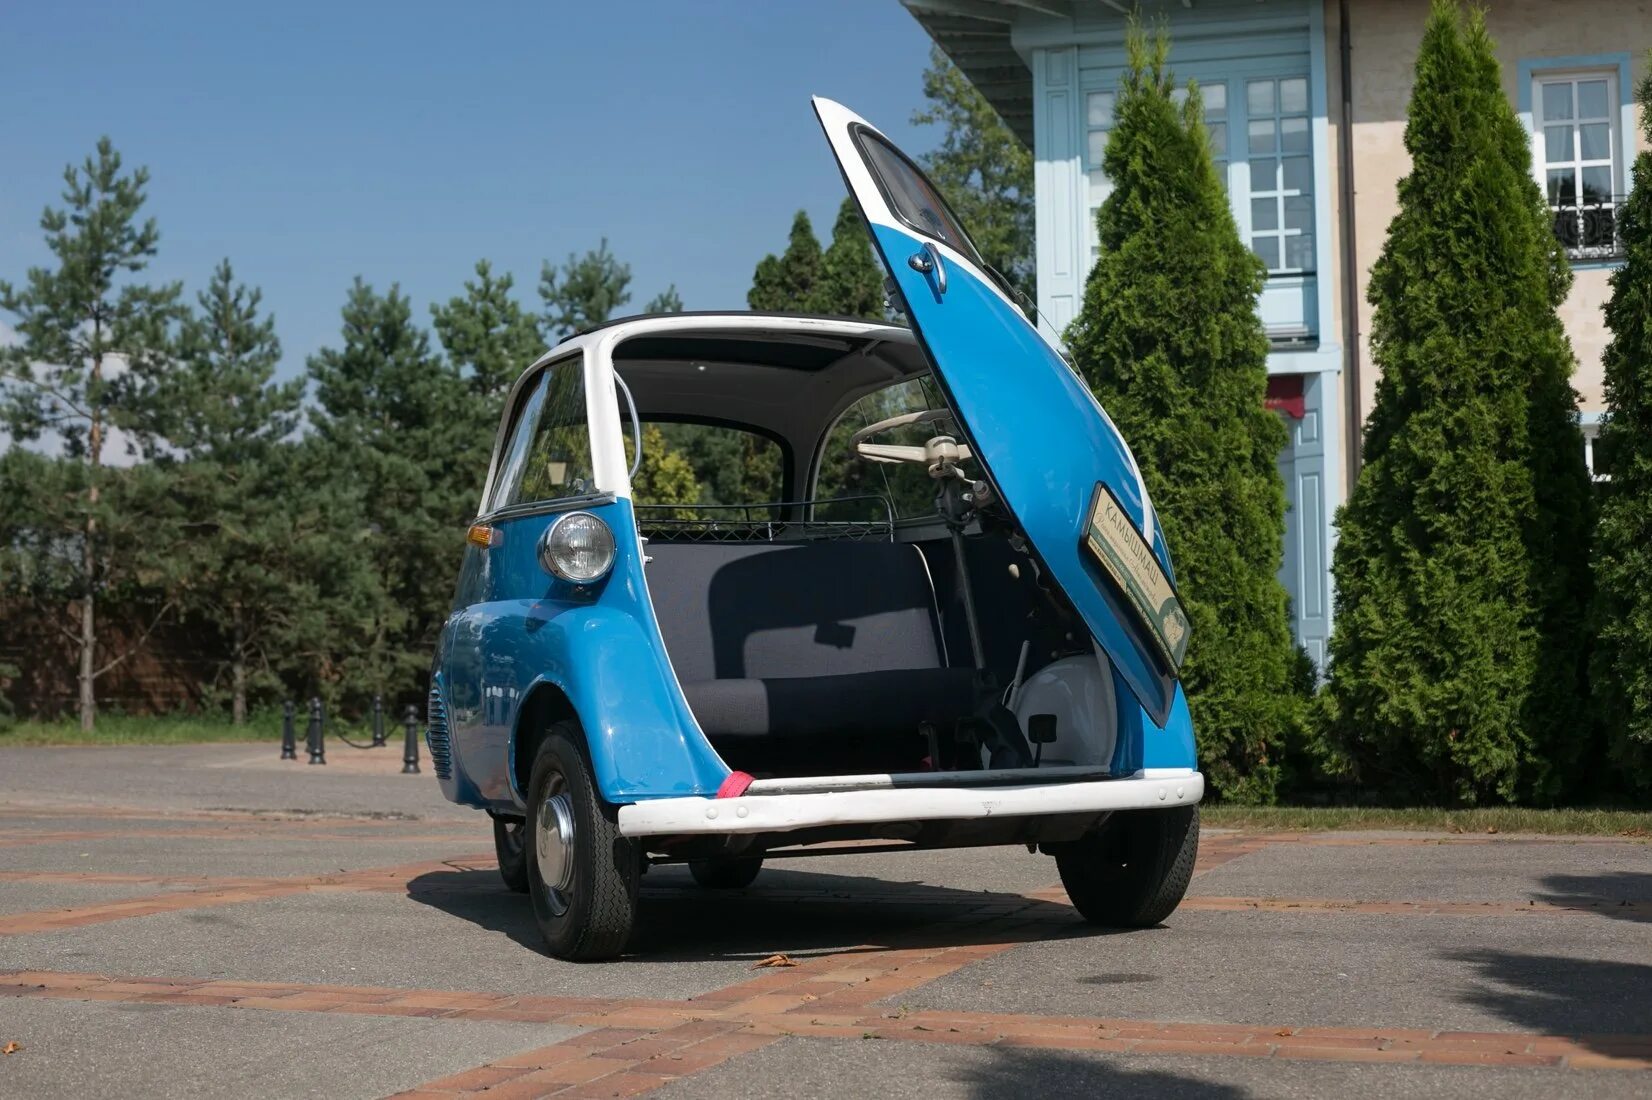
[{"xmin": 907, "ymin": 243, "xmax": 947, "ymax": 295}]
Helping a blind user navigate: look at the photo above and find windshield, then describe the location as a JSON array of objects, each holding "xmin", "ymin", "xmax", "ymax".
[{"xmin": 854, "ymin": 129, "xmax": 984, "ymax": 269}]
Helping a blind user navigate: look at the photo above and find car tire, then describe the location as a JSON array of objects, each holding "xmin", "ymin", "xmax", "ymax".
[
  {"xmin": 1054, "ymin": 805, "xmax": 1199, "ymax": 928},
  {"xmin": 492, "ymin": 814, "xmax": 530, "ymax": 894},
  {"xmin": 687, "ymin": 857, "xmax": 763, "ymax": 889},
  {"xmin": 525, "ymin": 721, "xmax": 640, "ymax": 961}
]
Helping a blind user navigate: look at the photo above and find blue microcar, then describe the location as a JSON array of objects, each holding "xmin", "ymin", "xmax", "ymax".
[{"xmin": 428, "ymin": 99, "xmax": 1203, "ymax": 960}]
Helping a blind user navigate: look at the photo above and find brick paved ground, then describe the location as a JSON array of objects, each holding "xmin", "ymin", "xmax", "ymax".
[{"xmin": 0, "ymin": 743, "xmax": 1648, "ymax": 1098}]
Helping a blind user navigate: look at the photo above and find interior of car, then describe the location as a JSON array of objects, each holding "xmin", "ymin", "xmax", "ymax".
[{"xmin": 614, "ymin": 321, "xmax": 1106, "ymax": 780}]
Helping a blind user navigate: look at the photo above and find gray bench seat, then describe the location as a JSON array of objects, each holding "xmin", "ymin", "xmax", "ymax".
[{"xmin": 644, "ymin": 541, "xmax": 976, "ymax": 750}]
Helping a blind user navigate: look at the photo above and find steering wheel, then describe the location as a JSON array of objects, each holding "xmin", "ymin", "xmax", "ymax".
[{"xmin": 849, "ymin": 409, "xmax": 972, "ymax": 466}]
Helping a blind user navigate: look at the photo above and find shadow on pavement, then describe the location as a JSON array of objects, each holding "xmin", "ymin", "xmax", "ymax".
[
  {"xmin": 964, "ymin": 1047, "xmax": 1247, "ymax": 1099},
  {"xmin": 404, "ymin": 864, "xmax": 1110, "ymax": 963},
  {"xmin": 403, "ymin": 867, "xmax": 547, "ymax": 953},
  {"xmin": 1447, "ymin": 950, "xmax": 1652, "ymax": 1040},
  {"xmin": 1538, "ymin": 871, "xmax": 1652, "ymax": 924}
]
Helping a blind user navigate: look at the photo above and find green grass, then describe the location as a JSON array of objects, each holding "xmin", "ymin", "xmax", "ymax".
[
  {"xmin": 0, "ymin": 712, "xmax": 285, "ymax": 747},
  {"xmin": 1202, "ymin": 804, "xmax": 1652, "ymax": 837}
]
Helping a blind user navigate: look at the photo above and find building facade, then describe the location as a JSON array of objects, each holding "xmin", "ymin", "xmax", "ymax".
[{"xmin": 901, "ymin": 0, "xmax": 1644, "ymax": 669}]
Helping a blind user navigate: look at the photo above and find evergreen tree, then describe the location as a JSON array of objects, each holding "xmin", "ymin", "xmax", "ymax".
[
  {"xmin": 627, "ymin": 424, "xmax": 701, "ymax": 513},
  {"xmin": 156, "ymin": 260, "xmax": 307, "ymax": 722},
  {"xmin": 748, "ymin": 212, "xmax": 821, "ymax": 311},
  {"xmin": 912, "ymin": 46, "xmax": 1035, "ymax": 298},
  {"xmin": 812, "ymin": 198, "xmax": 886, "ymax": 319},
  {"xmin": 0, "ymin": 138, "xmax": 184, "ymax": 730},
  {"xmin": 1319, "ymin": 1, "xmax": 1573, "ymax": 803},
  {"xmin": 1592, "ymin": 65, "xmax": 1652, "ymax": 787},
  {"xmin": 307, "ymin": 279, "xmax": 468, "ymax": 705},
  {"xmin": 1063, "ymin": 25, "xmax": 1301, "ymax": 804},
  {"xmin": 1473, "ymin": 17, "xmax": 1595, "ymax": 800},
  {"xmin": 155, "ymin": 260, "xmax": 302, "ymax": 458},
  {"xmin": 645, "ymin": 286, "xmax": 684, "ymax": 314},
  {"xmin": 432, "ymin": 260, "xmax": 544, "ymax": 405},
  {"xmin": 541, "ymin": 240, "xmax": 631, "ymax": 340}
]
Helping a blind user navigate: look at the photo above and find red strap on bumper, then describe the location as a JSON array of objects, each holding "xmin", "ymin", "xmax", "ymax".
[{"xmin": 716, "ymin": 771, "xmax": 755, "ymax": 798}]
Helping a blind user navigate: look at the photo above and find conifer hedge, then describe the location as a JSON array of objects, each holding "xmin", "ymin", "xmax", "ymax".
[
  {"xmin": 1319, "ymin": 1, "xmax": 1590, "ymax": 803},
  {"xmin": 1065, "ymin": 26, "xmax": 1304, "ymax": 804},
  {"xmin": 1592, "ymin": 66, "xmax": 1652, "ymax": 789}
]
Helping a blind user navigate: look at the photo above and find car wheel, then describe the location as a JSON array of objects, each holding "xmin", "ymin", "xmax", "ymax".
[
  {"xmin": 1054, "ymin": 805, "xmax": 1199, "ymax": 928},
  {"xmin": 491, "ymin": 814, "xmax": 530, "ymax": 894},
  {"xmin": 687, "ymin": 857, "xmax": 763, "ymax": 889},
  {"xmin": 526, "ymin": 721, "xmax": 640, "ymax": 960}
]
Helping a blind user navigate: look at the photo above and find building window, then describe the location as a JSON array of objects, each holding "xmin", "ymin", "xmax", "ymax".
[
  {"xmin": 1085, "ymin": 89, "xmax": 1115, "ymax": 170},
  {"xmin": 1083, "ymin": 72, "xmax": 1314, "ymax": 300},
  {"xmin": 1084, "ymin": 90, "xmax": 1116, "ymax": 265},
  {"xmin": 1244, "ymin": 77, "xmax": 1314, "ymax": 273},
  {"xmin": 1533, "ymin": 72, "xmax": 1624, "ymax": 260}
]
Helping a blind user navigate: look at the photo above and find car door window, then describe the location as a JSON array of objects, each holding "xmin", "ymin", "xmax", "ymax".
[{"xmin": 488, "ymin": 356, "xmax": 594, "ymax": 512}]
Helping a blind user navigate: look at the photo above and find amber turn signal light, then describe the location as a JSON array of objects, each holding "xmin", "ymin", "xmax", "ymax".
[{"xmin": 466, "ymin": 524, "xmax": 499, "ymax": 548}]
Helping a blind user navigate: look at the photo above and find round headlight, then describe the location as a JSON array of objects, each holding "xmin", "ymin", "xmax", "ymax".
[{"xmin": 538, "ymin": 512, "xmax": 616, "ymax": 584}]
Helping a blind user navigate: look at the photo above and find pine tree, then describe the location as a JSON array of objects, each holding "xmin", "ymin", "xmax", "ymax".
[
  {"xmin": 645, "ymin": 286, "xmax": 684, "ymax": 314},
  {"xmin": 156, "ymin": 260, "xmax": 307, "ymax": 723},
  {"xmin": 1063, "ymin": 25, "xmax": 1301, "ymax": 804},
  {"xmin": 1592, "ymin": 65, "xmax": 1652, "ymax": 788},
  {"xmin": 540, "ymin": 240, "xmax": 631, "ymax": 340},
  {"xmin": 0, "ymin": 138, "xmax": 184, "ymax": 731},
  {"xmin": 812, "ymin": 198, "xmax": 886, "ymax": 319},
  {"xmin": 748, "ymin": 212, "xmax": 821, "ymax": 311},
  {"xmin": 432, "ymin": 260, "xmax": 545, "ymax": 406},
  {"xmin": 307, "ymin": 279, "xmax": 468, "ymax": 705},
  {"xmin": 1319, "ymin": 1, "xmax": 1576, "ymax": 803},
  {"xmin": 912, "ymin": 46, "xmax": 1035, "ymax": 297}
]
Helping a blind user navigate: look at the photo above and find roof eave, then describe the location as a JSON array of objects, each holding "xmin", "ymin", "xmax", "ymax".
[{"xmin": 900, "ymin": 0, "xmax": 1051, "ymax": 147}]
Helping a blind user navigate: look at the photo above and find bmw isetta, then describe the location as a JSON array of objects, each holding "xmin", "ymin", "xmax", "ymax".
[{"xmin": 429, "ymin": 99, "xmax": 1202, "ymax": 960}]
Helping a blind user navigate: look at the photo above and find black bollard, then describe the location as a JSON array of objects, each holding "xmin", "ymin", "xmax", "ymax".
[
  {"xmin": 402, "ymin": 703, "xmax": 421, "ymax": 774},
  {"xmin": 371, "ymin": 694, "xmax": 386, "ymax": 747},
  {"xmin": 280, "ymin": 700, "xmax": 297, "ymax": 760},
  {"xmin": 304, "ymin": 697, "xmax": 319, "ymax": 760},
  {"xmin": 307, "ymin": 697, "xmax": 326, "ymax": 765}
]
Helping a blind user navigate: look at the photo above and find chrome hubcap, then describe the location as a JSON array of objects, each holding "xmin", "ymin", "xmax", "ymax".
[{"xmin": 535, "ymin": 777, "xmax": 576, "ymax": 915}]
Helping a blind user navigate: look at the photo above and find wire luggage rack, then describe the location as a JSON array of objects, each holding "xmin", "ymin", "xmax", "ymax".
[{"xmin": 634, "ymin": 495, "xmax": 895, "ymax": 543}]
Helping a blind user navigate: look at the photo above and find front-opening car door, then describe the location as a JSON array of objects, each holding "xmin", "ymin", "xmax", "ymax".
[{"xmin": 813, "ymin": 97, "xmax": 1188, "ymax": 726}]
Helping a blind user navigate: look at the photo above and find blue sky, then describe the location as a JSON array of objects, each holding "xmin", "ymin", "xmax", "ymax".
[{"xmin": 2, "ymin": 1, "xmax": 936, "ymax": 379}]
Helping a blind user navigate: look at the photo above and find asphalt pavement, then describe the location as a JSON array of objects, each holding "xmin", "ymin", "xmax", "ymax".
[{"xmin": 1, "ymin": 741, "xmax": 1648, "ymax": 1098}]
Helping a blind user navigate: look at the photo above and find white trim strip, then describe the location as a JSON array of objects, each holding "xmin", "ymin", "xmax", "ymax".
[
  {"xmin": 744, "ymin": 764, "xmax": 1114, "ymax": 795},
  {"xmin": 616, "ymin": 771, "xmax": 1204, "ymax": 837}
]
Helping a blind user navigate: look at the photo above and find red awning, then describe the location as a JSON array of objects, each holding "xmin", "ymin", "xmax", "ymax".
[{"xmin": 1265, "ymin": 374, "xmax": 1305, "ymax": 420}]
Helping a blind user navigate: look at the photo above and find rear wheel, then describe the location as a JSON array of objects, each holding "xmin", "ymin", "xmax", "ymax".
[
  {"xmin": 688, "ymin": 857, "xmax": 763, "ymax": 889},
  {"xmin": 492, "ymin": 814, "xmax": 529, "ymax": 894},
  {"xmin": 526, "ymin": 722, "xmax": 640, "ymax": 960},
  {"xmin": 1054, "ymin": 805, "xmax": 1199, "ymax": 928}
]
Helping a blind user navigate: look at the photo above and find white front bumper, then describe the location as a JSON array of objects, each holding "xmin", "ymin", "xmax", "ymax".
[{"xmin": 615, "ymin": 768, "xmax": 1203, "ymax": 838}]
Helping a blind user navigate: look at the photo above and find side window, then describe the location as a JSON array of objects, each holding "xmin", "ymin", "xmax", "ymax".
[
  {"xmin": 488, "ymin": 357, "xmax": 594, "ymax": 511},
  {"xmin": 815, "ymin": 376, "xmax": 951, "ymax": 522},
  {"xmin": 626, "ymin": 422, "xmax": 785, "ymax": 509}
]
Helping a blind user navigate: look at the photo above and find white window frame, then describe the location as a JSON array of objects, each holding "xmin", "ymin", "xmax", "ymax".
[
  {"xmin": 1529, "ymin": 66, "xmax": 1627, "ymax": 261},
  {"xmin": 1533, "ymin": 70, "xmax": 1621, "ymax": 202},
  {"xmin": 1242, "ymin": 75, "xmax": 1315, "ymax": 275},
  {"xmin": 1081, "ymin": 74, "xmax": 1313, "ymax": 276}
]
